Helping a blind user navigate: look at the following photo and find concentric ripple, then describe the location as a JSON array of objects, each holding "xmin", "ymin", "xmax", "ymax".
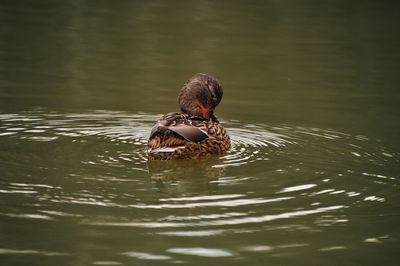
[
  {"xmin": 0, "ymin": 109, "xmax": 398, "ymax": 178},
  {"xmin": 0, "ymin": 110, "xmax": 399, "ymax": 263},
  {"xmin": 218, "ymin": 125, "xmax": 292, "ymax": 167}
]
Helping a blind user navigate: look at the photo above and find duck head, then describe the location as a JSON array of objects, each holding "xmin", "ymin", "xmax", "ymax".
[{"xmin": 178, "ymin": 73, "xmax": 223, "ymax": 119}]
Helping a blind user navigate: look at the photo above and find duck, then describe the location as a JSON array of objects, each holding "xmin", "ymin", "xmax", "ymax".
[{"xmin": 147, "ymin": 73, "xmax": 231, "ymax": 160}]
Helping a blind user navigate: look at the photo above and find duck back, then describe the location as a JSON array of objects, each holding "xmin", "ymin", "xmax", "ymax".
[{"xmin": 147, "ymin": 113, "xmax": 230, "ymax": 160}]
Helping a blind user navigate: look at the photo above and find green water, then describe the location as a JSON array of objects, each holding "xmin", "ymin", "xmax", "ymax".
[{"xmin": 0, "ymin": 1, "xmax": 399, "ymax": 265}]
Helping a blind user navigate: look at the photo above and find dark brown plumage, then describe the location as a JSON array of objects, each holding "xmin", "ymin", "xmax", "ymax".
[{"xmin": 147, "ymin": 73, "xmax": 230, "ymax": 160}]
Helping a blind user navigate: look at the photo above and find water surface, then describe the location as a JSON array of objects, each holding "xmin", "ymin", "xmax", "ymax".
[{"xmin": 0, "ymin": 1, "xmax": 399, "ymax": 265}]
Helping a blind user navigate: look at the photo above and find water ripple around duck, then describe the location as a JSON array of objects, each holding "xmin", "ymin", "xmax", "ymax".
[{"xmin": 0, "ymin": 110, "xmax": 398, "ymax": 251}]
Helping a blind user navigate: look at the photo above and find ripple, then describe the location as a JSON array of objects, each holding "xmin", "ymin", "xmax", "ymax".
[
  {"xmin": 167, "ymin": 247, "xmax": 232, "ymax": 257},
  {"xmin": 196, "ymin": 205, "xmax": 346, "ymax": 226},
  {"xmin": 159, "ymin": 194, "xmax": 243, "ymax": 202},
  {"xmin": 319, "ymin": 246, "xmax": 346, "ymax": 251},
  {"xmin": 1, "ymin": 109, "xmax": 398, "ymax": 250},
  {"xmin": 0, "ymin": 110, "xmax": 153, "ymax": 170},
  {"xmin": 0, "ymin": 110, "xmax": 398, "ymax": 175},
  {"xmin": 129, "ymin": 196, "xmax": 293, "ymax": 209},
  {"xmin": 163, "ymin": 212, "xmax": 246, "ymax": 222},
  {"xmin": 0, "ymin": 248, "xmax": 69, "ymax": 256},
  {"xmin": 0, "ymin": 189, "xmax": 38, "ymax": 194},
  {"xmin": 92, "ymin": 261, "xmax": 123, "ymax": 265},
  {"xmin": 157, "ymin": 230, "xmax": 224, "ymax": 237},
  {"xmin": 278, "ymin": 184, "xmax": 317, "ymax": 193},
  {"xmin": 86, "ymin": 205, "xmax": 345, "ymax": 228},
  {"xmin": 216, "ymin": 126, "xmax": 291, "ymax": 167},
  {"xmin": 121, "ymin": 251, "xmax": 171, "ymax": 260},
  {"xmin": 0, "ymin": 212, "xmax": 54, "ymax": 220},
  {"xmin": 0, "ymin": 110, "xmax": 154, "ymax": 143}
]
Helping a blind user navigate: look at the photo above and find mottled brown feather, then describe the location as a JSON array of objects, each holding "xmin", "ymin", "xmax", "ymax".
[{"xmin": 147, "ymin": 112, "xmax": 230, "ymax": 160}]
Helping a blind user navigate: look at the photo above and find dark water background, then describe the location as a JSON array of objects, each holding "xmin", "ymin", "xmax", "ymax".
[{"xmin": 0, "ymin": 0, "xmax": 399, "ymax": 265}]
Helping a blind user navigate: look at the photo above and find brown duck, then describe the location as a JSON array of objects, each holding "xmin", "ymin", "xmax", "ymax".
[{"xmin": 147, "ymin": 73, "xmax": 231, "ymax": 160}]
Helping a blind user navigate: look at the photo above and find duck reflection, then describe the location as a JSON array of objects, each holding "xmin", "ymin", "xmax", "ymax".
[{"xmin": 146, "ymin": 155, "xmax": 225, "ymax": 180}]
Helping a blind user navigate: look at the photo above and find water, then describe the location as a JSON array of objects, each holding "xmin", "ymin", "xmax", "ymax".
[{"xmin": 1, "ymin": 1, "xmax": 399, "ymax": 265}]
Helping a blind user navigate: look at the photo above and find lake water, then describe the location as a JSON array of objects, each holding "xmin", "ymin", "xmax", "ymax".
[{"xmin": 0, "ymin": 1, "xmax": 399, "ymax": 265}]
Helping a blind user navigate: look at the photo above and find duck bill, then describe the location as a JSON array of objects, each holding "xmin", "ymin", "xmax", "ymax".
[
  {"xmin": 196, "ymin": 100, "xmax": 212, "ymax": 119},
  {"xmin": 201, "ymin": 106, "xmax": 212, "ymax": 119}
]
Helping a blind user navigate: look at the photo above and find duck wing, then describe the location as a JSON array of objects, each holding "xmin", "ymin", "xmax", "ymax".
[
  {"xmin": 150, "ymin": 122, "xmax": 209, "ymax": 143},
  {"xmin": 169, "ymin": 125, "xmax": 209, "ymax": 142}
]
